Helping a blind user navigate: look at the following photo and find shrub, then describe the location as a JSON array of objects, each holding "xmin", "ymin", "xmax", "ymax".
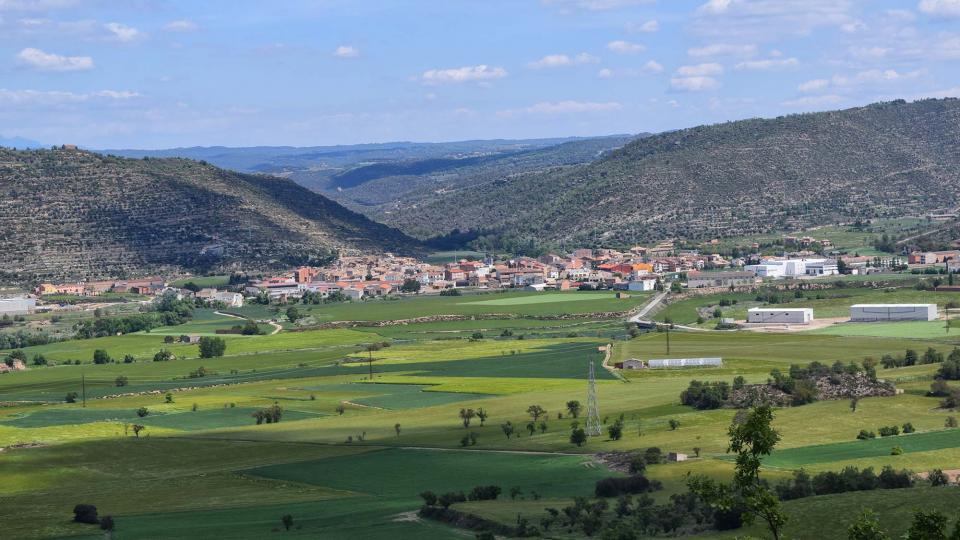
[
  {"xmin": 902, "ymin": 422, "xmax": 915, "ymax": 434},
  {"xmin": 594, "ymin": 475, "xmax": 660, "ymax": 497},
  {"xmin": 467, "ymin": 485, "xmax": 502, "ymax": 501},
  {"xmin": 856, "ymin": 430, "xmax": 876, "ymax": 440},
  {"xmin": 680, "ymin": 380, "xmax": 730, "ymax": 410},
  {"xmin": 890, "ymin": 446, "xmax": 903, "ymax": 455},
  {"xmin": 73, "ymin": 504, "xmax": 99, "ymax": 524},
  {"xmin": 136, "ymin": 407, "xmax": 149, "ymax": 417},
  {"xmin": 928, "ymin": 469, "xmax": 950, "ymax": 486},
  {"xmin": 878, "ymin": 425, "xmax": 900, "ymax": 437}
]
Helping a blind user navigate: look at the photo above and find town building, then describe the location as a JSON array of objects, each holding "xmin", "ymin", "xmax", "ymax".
[{"xmin": 686, "ymin": 271, "xmax": 757, "ymax": 288}]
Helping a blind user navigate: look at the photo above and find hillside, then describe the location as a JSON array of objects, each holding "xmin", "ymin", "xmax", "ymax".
[
  {"xmin": 0, "ymin": 148, "xmax": 417, "ymax": 281},
  {"xmin": 305, "ymin": 134, "xmax": 637, "ymax": 211},
  {"xmin": 381, "ymin": 99, "xmax": 960, "ymax": 247}
]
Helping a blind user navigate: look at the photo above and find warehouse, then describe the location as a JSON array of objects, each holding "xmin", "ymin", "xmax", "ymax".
[
  {"xmin": 647, "ymin": 357, "xmax": 723, "ymax": 368},
  {"xmin": 747, "ymin": 307, "xmax": 814, "ymax": 324},
  {"xmin": 849, "ymin": 304, "xmax": 937, "ymax": 322},
  {"xmin": 0, "ymin": 297, "xmax": 36, "ymax": 316}
]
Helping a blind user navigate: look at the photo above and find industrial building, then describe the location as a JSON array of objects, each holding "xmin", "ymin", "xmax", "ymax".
[
  {"xmin": 849, "ymin": 304, "xmax": 937, "ymax": 322},
  {"xmin": 647, "ymin": 357, "xmax": 723, "ymax": 368},
  {"xmin": 747, "ymin": 307, "xmax": 814, "ymax": 324},
  {"xmin": 0, "ymin": 297, "xmax": 36, "ymax": 316}
]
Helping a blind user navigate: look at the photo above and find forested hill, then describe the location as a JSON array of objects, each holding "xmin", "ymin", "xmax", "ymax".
[
  {"xmin": 0, "ymin": 148, "xmax": 418, "ymax": 281},
  {"xmin": 381, "ymin": 98, "xmax": 960, "ymax": 247}
]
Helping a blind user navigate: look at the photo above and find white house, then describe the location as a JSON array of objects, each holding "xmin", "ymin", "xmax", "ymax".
[
  {"xmin": 850, "ymin": 304, "xmax": 937, "ymax": 322},
  {"xmin": 213, "ymin": 291, "xmax": 244, "ymax": 308},
  {"xmin": 627, "ymin": 278, "xmax": 657, "ymax": 292},
  {"xmin": 747, "ymin": 307, "xmax": 813, "ymax": 324}
]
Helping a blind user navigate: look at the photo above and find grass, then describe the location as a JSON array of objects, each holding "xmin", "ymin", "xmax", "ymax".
[
  {"xmin": 763, "ymin": 428, "xmax": 960, "ymax": 468},
  {"xmin": 810, "ymin": 320, "xmax": 958, "ymax": 339}
]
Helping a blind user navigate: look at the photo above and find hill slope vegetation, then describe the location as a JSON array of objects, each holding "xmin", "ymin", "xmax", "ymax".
[
  {"xmin": 380, "ymin": 99, "xmax": 960, "ymax": 247},
  {"xmin": 0, "ymin": 148, "xmax": 416, "ymax": 281}
]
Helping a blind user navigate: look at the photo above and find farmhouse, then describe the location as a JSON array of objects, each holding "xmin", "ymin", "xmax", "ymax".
[
  {"xmin": 747, "ymin": 307, "xmax": 813, "ymax": 324},
  {"xmin": 668, "ymin": 452, "xmax": 688, "ymax": 462},
  {"xmin": 850, "ymin": 304, "xmax": 937, "ymax": 322},
  {"xmin": 647, "ymin": 357, "xmax": 723, "ymax": 368},
  {"xmin": 619, "ymin": 359, "xmax": 644, "ymax": 369}
]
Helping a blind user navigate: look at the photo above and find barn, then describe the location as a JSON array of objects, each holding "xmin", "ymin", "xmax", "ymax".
[
  {"xmin": 747, "ymin": 307, "xmax": 813, "ymax": 324},
  {"xmin": 849, "ymin": 304, "xmax": 937, "ymax": 322},
  {"xmin": 647, "ymin": 357, "xmax": 723, "ymax": 368}
]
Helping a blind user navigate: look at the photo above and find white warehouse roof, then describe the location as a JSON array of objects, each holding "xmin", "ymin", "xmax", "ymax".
[
  {"xmin": 850, "ymin": 304, "xmax": 936, "ymax": 308},
  {"xmin": 748, "ymin": 307, "xmax": 812, "ymax": 312}
]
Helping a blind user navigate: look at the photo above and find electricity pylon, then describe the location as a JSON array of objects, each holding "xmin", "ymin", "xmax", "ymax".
[{"xmin": 586, "ymin": 359, "xmax": 601, "ymax": 436}]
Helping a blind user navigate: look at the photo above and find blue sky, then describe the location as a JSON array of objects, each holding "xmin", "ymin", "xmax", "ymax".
[{"xmin": 1, "ymin": 0, "xmax": 959, "ymax": 148}]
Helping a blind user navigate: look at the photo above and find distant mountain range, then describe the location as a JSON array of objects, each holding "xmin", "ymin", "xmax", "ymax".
[
  {"xmin": 0, "ymin": 135, "xmax": 43, "ymax": 149},
  {"xmin": 0, "ymin": 148, "xmax": 417, "ymax": 282},
  {"xmin": 377, "ymin": 99, "xmax": 960, "ymax": 248}
]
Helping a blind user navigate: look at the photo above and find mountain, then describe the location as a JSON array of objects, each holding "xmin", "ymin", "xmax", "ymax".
[
  {"xmin": 0, "ymin": 148, "xmax": 417, "ymax": 282},
  {"xmin": 379, "ymin": 99, "xmax": 960, "ymax": 248},
  {"xmin": 0, "ymin": 135, "xmax": 43, "ymax": 149},
  {"xmin": 299, "ymin": 134, "xmax": 639, "ymax": 211},
  {"xmin": 100, "ymin": 136, "xmax": 620, "ymax": 174}
]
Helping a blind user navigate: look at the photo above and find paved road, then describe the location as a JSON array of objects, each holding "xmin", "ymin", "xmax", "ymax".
[{"xmin": 628, "ymin": 290, "xmax": 669, "ymax": 323}]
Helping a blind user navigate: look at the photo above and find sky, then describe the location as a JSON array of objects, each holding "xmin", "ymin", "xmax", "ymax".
[{"xmin": 1, "ymin": 0, "xmax": 959, "ymax": 149}]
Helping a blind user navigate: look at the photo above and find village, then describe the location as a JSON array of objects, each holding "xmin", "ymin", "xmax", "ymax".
[{"xmin": 4, "ymin": 237, "xmax": 954, "ymax": 319}]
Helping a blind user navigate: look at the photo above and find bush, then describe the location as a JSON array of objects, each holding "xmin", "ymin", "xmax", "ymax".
[
  {"xmin": 891, "ymin": 446, "xmax": 903, "ymax": 455},
  {"xmin": 594, "ymin": 475, "xmax": 660, "ymax": 497},
  {"xmin": 198, "ymin": 336, "xmax": 226, "ymax": 358},
  {"xmin": 467, "ymin": 485, "xmax": 502, "ymax": 501},
  {"xmin": 92, "ymin": 349, "xmax": 111, "ymax": 365},
  {"xmin": 643, "ymin": 447, "xmax": 663, "ymax": 465},
  {"xmin": 680, "ymin": 380, "xmax": 730, "ymax": 410},
  {"xmin": 878, "ymin": 466, "xmax": 913, "ymax": 488},
  {"xmin": 73, "ymin": 504, "xmax": 99, "ymax": 524},
  {"xmin": 928, "ymin": 469, "xmax": 950, "ymax": 486},
  {"xmin": 878, "ymin": 425, "xmax": 900, "ymax": 437},
  {"xmin": 136, "ymin": 407, "xmax": 149, "ymax": 417},
  {"xmin": 902, "ymin": 422, "xmax": 915, "ymax": 434},
  {"xmin": 856, "ymin": 430, "xmax": 876, "ymax": 440}
]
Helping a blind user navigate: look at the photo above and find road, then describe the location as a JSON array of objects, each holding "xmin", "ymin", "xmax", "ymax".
[{"xmin": 215, "ymin": 310, "xmax": 282, "ymax": 335}]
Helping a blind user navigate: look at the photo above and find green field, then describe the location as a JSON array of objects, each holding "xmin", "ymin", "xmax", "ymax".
[{"xmin": 4, "ymin": 281, "xmax": 960, "ymax": 539}]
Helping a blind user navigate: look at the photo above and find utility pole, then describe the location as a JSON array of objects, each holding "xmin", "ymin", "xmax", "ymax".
[
  {"xmin": 665, "ymin": 324, "xmax": 671, "ymax": 355},
  {"xmin": 368, "ymin": 347, "xmax": 374, "ymax": 380},
  {"xmin": 81, "ymin": 371, "xmax": 86, "ymax": 408},
  {"xmin": 586, "ymin": 359, "xmax": 601, "ymax": 436}
]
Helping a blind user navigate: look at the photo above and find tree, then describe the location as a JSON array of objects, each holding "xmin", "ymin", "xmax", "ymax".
[
  {"xmin": 198, "ymin": 337, "xmax": 226, "ymax": 358},
  {"xmin": 947, "ymin": 416, "xmax": 958, "ymax": 428},
  {"xmin": 132, "ymin": 424, "xmax": 145, "ymax": 437},
  {"xmin": 115, "ymin": 375, "xmax": 128, "ymax": 387},
  {"xmin": 566, "ymin": 400, "xmax": 582, "ymax": 418},
  {"xmin": 668, "ymin": 419, "xmax": 680, "ymax": 431},
  {"xmin": 165, "ymin": 392, "xmax": 174, "ymax": 403},
  {"xmin": 122, "ymin": 354, "xmax": 135, "ymax": 364},
  {"xmin": 608, "ymin": 419, "xmax": 623, "ymax": 440},
  {"xmin": 93, "ymin": 349, "xmax": 111, "ymax": 365},
  {"xmin": 850, "ymin": 397, "xmax": 859, "ymax": 413},
  {"xmin": 501, "ymin": 421, "xmax": 515, "ymax": 439},
  {"xmin": 690, "ymin": 405, "xmax": 787, "ymax": 540},
  {"xmin": 570, "ymin": 427, "xmax": 587, "ymax": 447},
  {"xmin": 906, "ymin": 510, "xmax": 949, "ymax": 540},
  {"xmin": 400, "ymin": 279, "xmax": 421, "ymax": 293},
  {"xmin": 136, "ymin": 407, "xmax": 149, "ymax": 417},
  {"xmin": 476, "ymin": 408, "xmax": 488, "ymax": 426},
  {"xmin": 153, "ymin": 349, "xmax": 175, "ymax": 362},
  {"xmin": 285, "ymin": 306, "xmax": 302, "ymax": 324},
  {"xmin": 281, "ymin": 514, "xmax": 294, "ymax": 531},
  {"xmin": 394, "ymin": 423, "xmax": 401, "ymax": 437},
  {"xmin": 459, "ymin": 408, "xmax": 476, "ymax": 428},
  {"xmin": 693, "ymin": 446, "xmax": 702, "ymax": 458},
  {"xmin": 73, "ymin": 504, "xmax": 99, "ymax": 524},
  {"xmin": 241, "ymin": 320, "xmax": 261, "ymax": 335},
  {"xmin": 100, "ymin": 515, "xmax": 115, "ymax": 532},
  {"xmin": 419, "ymin": 491, "xmax": 438, "ymax": 506},
  {"xmin": 526, "ymin": 422, "xmax": 536, "ymax": 436},
  {"xmin": 335, "ymin": 403, "xmax": 345, "ymax": 415},
  {"xmin": 527, "ymin": 404, "xmax": 546, "ymax": 422},
  {"xmin": 929, "ymin": 469, "xmax": 950, "ymax": 486},
  {"xmin": 65, "ymin": 392, "xmax": 78, "ymax": 403},
  {"xmin": 847, "ymin": 509, "xmax": 888, "ymax": 540}
]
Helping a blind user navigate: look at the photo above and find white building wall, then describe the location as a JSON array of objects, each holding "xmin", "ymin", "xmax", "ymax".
[
  {"xmin": 747, "ymin": 308, "xmax": 813, "ymax": 324},
  {"xmin": 850, "ymin": 304, "xmax": 937, "ymax": 322},
  {"xmin": 0, "ymin": 297, "xmax": 36, "ymax": 315}
]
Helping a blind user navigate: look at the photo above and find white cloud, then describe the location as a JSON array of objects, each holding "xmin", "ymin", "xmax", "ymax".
[
  {"xmin": 528, "ymin": 52, "xmax": 598, "ymax": 68},
  {"xmin": 734, "ymin": 57, "xmax": 799, "ymax": 70},
  {"xmin": 798, "ymin": 78, "xmax": 830, "ymax": 92},
  {"xmin": 104, "ymin": 22, "xmax": 141, "ymax": 42},
  {"xmin": 0, "ymin": 0, "xmax": 77, "ymax": 10},
  {"xmin": 840, "ymin": 19, "xmax": 866, "ymax": 33},
  {"xmin": 692, "ymin": 0, "xmax": 858, "ymax": 40},
  {"xmin": 597, "ymin": 68, "xmax": 613, "ymax": 78},
  {"xmin": 643, "ymin": 60, "xmax": 664, "ymax": 73},
  {"xmin": 0, "ymin": 88, "xmax": 138, "ymax": 105},
  {"xmin": 688, "ymin": 43, "xmax": 757, "ymax": 57},
  {"xmin": 848, "ymin": 45, "xmax": 891, "ymax": 59},
  {"xmin": 670, "ymin": 76, "xmax": 719, "ymax": 91},
  {"xmin": 16, "ymin": 47, "xmax": 93, "ymax": 71},
  {"xmin": 607, "ymin": 40, "xmax": 645, "ymax": 54},
  {"xmin": 421, "ymin": 64, "xmax": 507, "ymax": 85},
  {"xmin": 333, "ymin": 45, "xmax": 360, "ymax": 58},
  {"xmin": 499, "ymin": 100, "xmax": 622, "ymax": 117},
  {"xmin": 676, "ymin": 63, "xmax": 724, "ymax": 76},
  {"xmin": 832, "ymin": 68, "xmax": 924, "ymax": 87},
  {"xmin": 782, "ymin": 94, "xmax": 844, "ymax": 107},
  {"xmin": 162, "ymin": 20, "xmax": 198, "ymax": 32},
  {"xmin": 541, "ymin": 0, "xmax": 654, "ymax": 11},
  {"xmin": 919, "ymin": 0, "xmax": 960, "ymax": 17},
  {"xmin": 627, "ymin": 19, "xmax": 659, "ymax": 32}
]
